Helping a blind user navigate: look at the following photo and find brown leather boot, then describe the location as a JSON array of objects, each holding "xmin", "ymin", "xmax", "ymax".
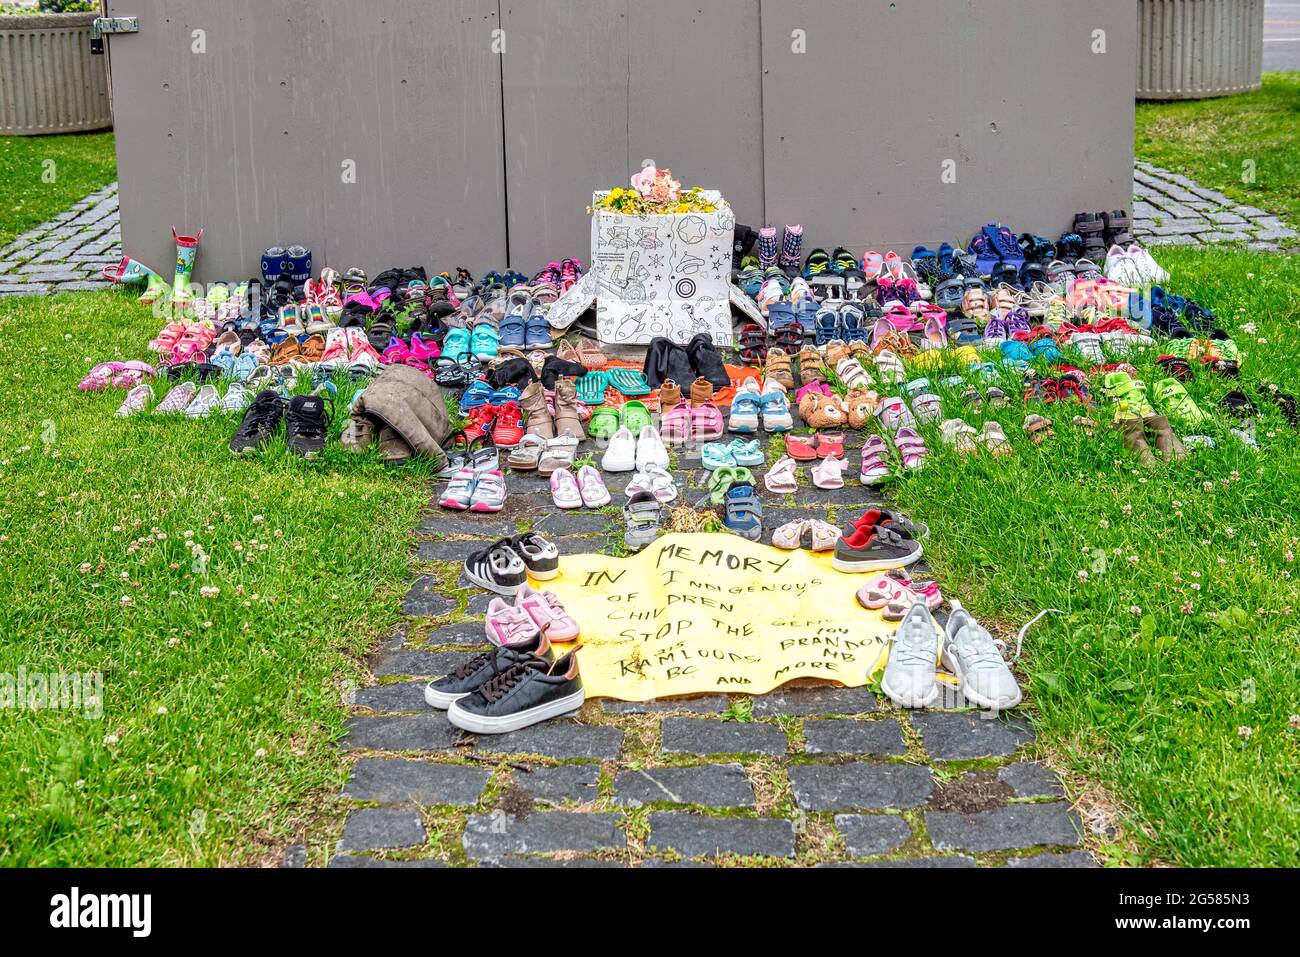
[
  {"xmin": 659, "ymin": 379, "xmax": 682, "ymax": 412},
  {"xmin": 520, "ymin": 381, "xmax": 554, "ymax": 439},
  {"xmin": 553, "ymin": 377, "xmax": 586, "ymax": 441},
  {"xmin": 1117, "ymin": 416, "xmax": 1156, "ymax": 467},
  {"xmin": 1144, "ymin": 414, "xmax": 1186, "ymax": 462},
  {"xmin": 766, "ymin": 348, "xmax": 795, "ymax": 390},
  {"xmin": 689, "ymin": 377, "xmax": 715, "ymax": 407}
]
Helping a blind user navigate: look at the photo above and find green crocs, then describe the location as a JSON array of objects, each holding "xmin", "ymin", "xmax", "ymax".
[
  {"xmin": 1153, "ymin": 377, "xmax": 1205, "ymax": 424},
  {"xmin": 621, "ymin": 400, "xmax": 652, "ymax": 434},
  {"xmin": 588, "ymin": 405, "xmax": 621, "ymax": 440}
]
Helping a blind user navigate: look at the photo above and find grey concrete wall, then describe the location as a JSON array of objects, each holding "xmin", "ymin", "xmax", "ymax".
[{"xmin": 106, "ymin": 0, "xmax": 1135, "ymax": 282}]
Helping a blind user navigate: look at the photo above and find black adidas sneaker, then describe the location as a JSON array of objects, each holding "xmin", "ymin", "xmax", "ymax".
[{"xmin": 447, "ymin": 650, "xmax": 584, "ymax": 734}]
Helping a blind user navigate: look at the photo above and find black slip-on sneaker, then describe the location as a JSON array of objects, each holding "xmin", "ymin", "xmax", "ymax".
[
  {"xmin": 447, "ymin": 650, "xmax": 584, "ymax": 734},
  {"xmin": 423, "ymin": 632, "xmax": 552, "ymax": 709},
  {"xmin": 832, "ymin": 526, "xmax": 923, "ymax": 573},
  {"xmin": 463, "ymin": 538, "xmax": 527, "ymax": 596},
  {"xmin": 285, "ymin": 393, "xmax": 332, "ymax": 458},
  {"xmin": 511, "ymin": 532, "xmax": 559, "ymax": 581},
  {"xmin": 229, "ymin": 389, "xmax": 285, "ymax": 454}
]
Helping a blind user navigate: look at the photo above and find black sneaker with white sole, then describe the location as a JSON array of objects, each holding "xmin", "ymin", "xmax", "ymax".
[
  {"xmin": 510, "ymin": 532, "xmax": 559, "ymax": 580},
  {"xmin": 446, "ymin": 650, "xmax": 584, "ymax": 734},
  {"xmin": 286, "ymin": 393, "xmax": 333, "ymax": 458},
  {"xmin": 229, "ymin": 389, "xmax": 285, "ymax": 454},
  {"xmin": 832, "ymin": 525, "xmax": 923, "ymax": 573},
  {"xmin": 463, "ymin": 538, "xmax": 527, "ymax": 595},
  {"xmin": 423, "ymin": 632, "xmax": 552, "ymax": 709}
]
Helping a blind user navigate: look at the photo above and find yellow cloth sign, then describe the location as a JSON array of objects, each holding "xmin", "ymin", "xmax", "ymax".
[{"xmin": 544, "ymin": 533, "xmax": 893, "ymax": 701}]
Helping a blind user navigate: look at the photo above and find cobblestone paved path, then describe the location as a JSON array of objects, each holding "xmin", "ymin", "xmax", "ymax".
[
  {"xmin": 1133, "ymin": 161, "xmax": 1299, "ymax": 251},
  {"xmin": 0, "ymin": 183, "xmax": 120, "ymax": 296},
  {"xmin": 301, "ymin": 431, "xmax": 1096, "ymax": 869}
]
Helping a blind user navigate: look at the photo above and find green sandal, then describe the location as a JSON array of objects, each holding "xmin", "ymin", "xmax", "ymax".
[
  {"xmin": 708, "ymin": 466, "xmax": 755, "ymax": 505},
  {"xmin": 606, "ymin": 367, "xmax": 651, "ymax": 396},
  {"xmin": 1153, "ymin": 377, "xmax": 1205, "ymax": 424},
  {"xmin": 576, "ymin": 371, "xmax": 609, "ymax": 406}
]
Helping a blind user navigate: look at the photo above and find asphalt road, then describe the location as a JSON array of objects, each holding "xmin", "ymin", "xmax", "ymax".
[{"xmin": 1265, "ymin": 0, "xmax": 1300, "ymax": 70}]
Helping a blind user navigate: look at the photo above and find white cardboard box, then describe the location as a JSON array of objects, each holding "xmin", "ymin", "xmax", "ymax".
[{"xmin": 589, "ymin": 190, "xmax": 735, "ymax": 346}]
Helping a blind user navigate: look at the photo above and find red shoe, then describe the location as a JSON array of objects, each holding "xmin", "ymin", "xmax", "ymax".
[
  {"xmin": 491, "ymin": 401, "xmax": 525, "ymax": 448},
  {"xmin": 463, "ymin": 405, "xmax": 497, "ymax": 443},
  {"xmin": 815, "ymin": 432, "xmax": 844, "ymax": 458}
]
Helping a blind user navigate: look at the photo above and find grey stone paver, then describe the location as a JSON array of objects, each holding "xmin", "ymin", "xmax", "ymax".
[
  {"xmin": 660, "ymin": 717, "xmax": 788, "ymax": 757},
  {"xmin": 342, "ymin": 757, "xmax": 490, "ymax": 806},
  {"xmin": 803, "ymin": 718, "xmax": 905, "ymax": 756},
  {"xmin": 353, "ymin": 680, "xmax": 431, "ymax": 713},
  {"xmin": 835, "ymin": 814, "xmax": 914, "ymax": 858},
  {"xmin": 329, "ymin": 855, "xmax": 446, "ymax": 868},
  {"xmin": 909, "ymin": 712, "xmax": 1033, "ymax": 761},
  {"xmin": 510, "ymin": 764, "xmax": 602, "ymax": 804},
  {"xmin": 1132, "ymin": 162, "xmax": 1297, "ymax": 251},
  {"xmin": 341, "ymin": 714, "xmax": 463, "ymax": 752},
  {"xmin": 601, "ymin": 694, "xmax": 728, "ymax": 714},
  {"xmin": 338, "ymin": 807, "xmax": 427, "ymax": 853},
  {"xmin": 462, "ymin": 812, "xmax": 624, "ymax": 860},
  {"xmin": 750, "ymin": 684, "xmax": 877, "ymax": 716},
  {"xmin": 789, "ymin": 763, "xmax": 934, "ymax": 812},
  {"xmin": 614, "ymin": 764, "xmax": 755, "ymax": 808},
  {"xmin": 472, "ymin": 721, "xmax": 623, "ymax": 760},
  {"xmin": 925, "ymin": 802, "xmax": 1082, "ymax": 853},
  {"xmin": 402, "ymin": 576, "xmax": 457, "ymax": 617},
  {"xmin": 998, "ymin": 761, "xmax": 1066, "ymax": 799},
  {"xmin": 646, "ymin": 812, "xmax": 795, "ymax": 859}
]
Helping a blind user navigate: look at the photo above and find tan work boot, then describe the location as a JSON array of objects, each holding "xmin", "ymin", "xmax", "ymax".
[
  {"xmin": 659, "ymin": 379, "xmax": 682, "ymax": 412},
  {"xmin": 554, "ymin": 377, "xmax": 586, "ymax": 441},
  {"xmin": 1144, "ymin": 414, "xmax": 1186, "ymax": 462},
  {"xmin": 1117, "ymin": 416, "xmax": 1157, "ymax": 467},
  {"xmin": 689, "ymin": 377, "xmax": 715, "ymax": 408},
  {"xmin": 520, "ymin": 381, "xmax": 554, "ymax": 439}
]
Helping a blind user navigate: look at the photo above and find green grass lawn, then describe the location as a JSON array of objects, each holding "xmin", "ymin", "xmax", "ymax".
[
  {"xmin": 891, "ymin": 246, "xmax": 1300, "ymax": 866},
  {"xmin": 0, "ymin": 291, "xmax": 434, "ymax": 865},
  {"xmin": 1136, "ymin": 72, "xmax": 1300, "ymax": 226},
  {"xmin": 0, "ymin": 132, "xmax": 117, "ymax": 249}
]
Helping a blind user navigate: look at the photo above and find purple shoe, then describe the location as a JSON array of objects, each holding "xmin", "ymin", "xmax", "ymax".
[
  {"xmin": 983, "ymin": 317, "xmax": 1009, "ymax": 343},
  {"xmin": 1005, "ymin": 307, "xmax": 1032, "ymax": 336}
]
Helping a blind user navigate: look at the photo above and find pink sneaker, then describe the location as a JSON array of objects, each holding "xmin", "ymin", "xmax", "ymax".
[
  {"xmin": 319, "ymin": 329, "xmax": 349, "ymax": 368},
  {"xmin": 484, "ymin": 597, "xmax": 542, "ymax": 646},
  {"xmin": 111, "ymin": 361, "xmax": 156, "ymax": 389},
  {"xmin": 409, "ymin": 332, "xmax": 441, "ymax": 360},
  {"xmin": 345, "ymin": 328, "xmax": 383, "ymax": 364},
  {"xmin": 516, "ymin": 584, "xmax": 580, "ymax": 641}
]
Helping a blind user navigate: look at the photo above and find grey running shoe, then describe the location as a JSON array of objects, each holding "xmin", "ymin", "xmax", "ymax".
[
  {"xmin": 941, "ymin": 601, "xmax": 1023, "ymax": 709},
  {"xmin": 881, "ymin": 601, "xmax": 940, "ymax": 708}
]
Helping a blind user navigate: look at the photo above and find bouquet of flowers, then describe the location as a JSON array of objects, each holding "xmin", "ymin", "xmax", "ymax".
[{"xmin": 592, "ymin": 164, "xmax": 720, "ymax": 215}]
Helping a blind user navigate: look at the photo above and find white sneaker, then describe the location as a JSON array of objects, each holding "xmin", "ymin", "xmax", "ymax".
[
  {"xmin": 1127, "ymin": 243, "xmax": 1169, "ymax": 284},
  {"xmin": 881, "ymin": 602, "xmax": 940, "ymax": 708},
  {"xmin": 635, "ymin": 426, "xmax": 669, "ymax": 471},
  {"xmin": 941, "ymin": 601, "xmax": 1023, "ymax": 710},
  {"xmin": 220, "ymin": 382, "xmax": 254, "ymax": 413},
  {"xmin": 602, "ymin": 427, "xmax": 637, "ymax": 472},
  {"xmin": 184, "ymin": 383, "xmax": 222, "ymax": 418}
]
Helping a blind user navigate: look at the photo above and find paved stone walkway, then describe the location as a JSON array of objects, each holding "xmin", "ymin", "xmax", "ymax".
[
  {"xmin": 297, "ymin": 426, "xmax": 1095, "ymax": 869},
  {"xmin": 1, "ymin": 164, "xmax": 1295, "ymax": 300},
  {"xmin": 1133, "ymin": 161, "xmax": 1299, "ymax": 252},
  {"xmin": 0, "ymin": 182, "xmax": 120, "ymax": 296}
]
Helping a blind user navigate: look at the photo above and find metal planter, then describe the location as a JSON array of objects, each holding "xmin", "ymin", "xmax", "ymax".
[
  {"xmin": 1137, "ymin": 0, "xmax": 1265, "ymax": 99},
  {"xmin": 0, "ymin": 12, "xmax": 112, "ymax": 135}
]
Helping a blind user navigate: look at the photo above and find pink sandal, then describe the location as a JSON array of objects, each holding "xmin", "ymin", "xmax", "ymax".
[
  {"xmin": 660, "ymin": 403, "xmax": 691, "ymax": 444},
  {"xmin": 811, "ymin": 455, "xmax": 845, "ymax": 490},
  {"xmin": 690, "ymin": 404, "xmax": 724, "ymax": 441}
]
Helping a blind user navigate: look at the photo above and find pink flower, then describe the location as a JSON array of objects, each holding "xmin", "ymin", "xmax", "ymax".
[{"xmin": 629, "ymin": 166, "xmax": 657, "ymax": 198}]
